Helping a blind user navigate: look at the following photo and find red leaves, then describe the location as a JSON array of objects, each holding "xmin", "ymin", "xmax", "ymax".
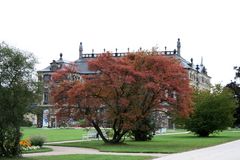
[
  {"xmin": 125, "ymin": 75, "xmax": 136, "ymax": 84},
  {"xmin": 119, "ymin": 98, "xmax": 130, "ymax": 107},
  {"xmin": 51, "ymin": 51, "xmax": 192, "ymax": 131},
  {"xmin": 145, "ymin": 82, "xmax": 156, "ymax": 90}
]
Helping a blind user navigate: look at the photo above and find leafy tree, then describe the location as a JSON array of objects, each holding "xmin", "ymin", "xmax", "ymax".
[
  {"xmin": 0, "ymin": 42, "xmax": 38, "ymax": 157},
  {"xmin": 226, "ymin": 66, "xmax": 240, "ymax": 127},
  {"xmin": 185, "ymin": 85, "xmax": 236, "ymax": 137},
  {"xmin": 226, "ymin": 81, "xmax": 240, "ymax": 127},
  {"xmin": 52, "ymin": 52, "xmax": 192, "ymax": 144}
]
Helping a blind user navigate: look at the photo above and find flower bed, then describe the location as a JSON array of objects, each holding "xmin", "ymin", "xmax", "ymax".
[
  {"xmin": 21, "ymin": 145, "xmax": 40, "ymax": 151},
  {"xmin": 19, "ymin": 139, "xmax": 31, "ymax": 149},
  {"xmin": 20, "ymin": 136, "xmax": 45, "ymax": 152}
]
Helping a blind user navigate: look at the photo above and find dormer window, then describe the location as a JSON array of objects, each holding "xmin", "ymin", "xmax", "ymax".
[
  {"xmin": 43, "ymin": 74, "xmax": 51, "ymax": 81},
  {"xmin": 50, "ymin": 60, "xmax": 59, "ymax": 71}
]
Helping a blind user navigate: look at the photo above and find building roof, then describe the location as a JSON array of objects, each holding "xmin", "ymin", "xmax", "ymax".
[
  {"xmin": 167, "ymin": 53, "xmax": 210, "ymax": 77},
  {"xmin": 37, "ymin": 39, "xmax": 211, "ymax": 78},
  {"xmin": 74, "ymin": 59, "xmax": 96, "ymax": 74},
  {"xmin": 38, "ymin": 53, "xmax": 96, "ymax": 74}
]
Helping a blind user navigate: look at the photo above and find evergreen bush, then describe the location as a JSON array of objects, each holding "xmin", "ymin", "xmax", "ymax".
[{"xmin": 29, "ymin": 135, "xmax": 46, "ymax": 147}]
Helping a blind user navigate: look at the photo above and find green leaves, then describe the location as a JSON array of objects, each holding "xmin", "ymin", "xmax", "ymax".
[
  {"xmin": 185, "ymin": 85, "xmax": 237, "ymax": 137},
  {"xmin": 0, "ymin": 42, "xmax": 38, "ymax": 157}
]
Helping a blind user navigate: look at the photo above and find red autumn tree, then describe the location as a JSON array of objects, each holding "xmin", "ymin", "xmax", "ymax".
[{"xmin": 51, "ymin": 51, "xmax": 192, "ymax": 144}]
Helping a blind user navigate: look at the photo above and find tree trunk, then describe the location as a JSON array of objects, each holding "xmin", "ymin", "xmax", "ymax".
[
  {"xmin": 198, "ymin": 130, "xmax": 210, "ymax": 137},
  {"xmin": 91, "ymin": 121, "xmax": 127, "ymax": 144},
  {"xmin": 91, "ymin": 121, "xmax": 109, "ymax": 143},
  {"xmin": 133, "ymin": 131, "xmax": 148, "ymax": 141},
  {"xmin": 12, "ymin": 126, "xmax": 21, "ymax": 157}
]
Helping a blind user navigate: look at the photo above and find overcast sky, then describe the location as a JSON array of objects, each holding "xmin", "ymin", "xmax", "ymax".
[{"xmin": 1, "ymin": 0, "xmax": 239, "ymax": 85}]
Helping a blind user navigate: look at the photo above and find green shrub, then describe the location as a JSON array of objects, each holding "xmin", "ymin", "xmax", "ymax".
[
  {"xmin": 29, "ymin": 135, "xmax": 46, "ymax": 147},
  {"xmin": 185, "ymin": 85, "xmax": 237, "ymax": 137}
]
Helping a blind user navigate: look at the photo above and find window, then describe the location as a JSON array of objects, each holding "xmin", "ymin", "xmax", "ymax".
[
  {"xmin": 50, "ymin": 60, "xmax": 60, "ymax": 71},
  {"xmin": 43, "ymin": 92, "xmax": 49, "ymax": 104},
  {"xmin": 43, "ymin": 74, "xmax": 51, "ymax": 81}
]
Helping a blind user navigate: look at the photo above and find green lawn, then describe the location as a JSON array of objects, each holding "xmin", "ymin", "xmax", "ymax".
[
  {"xmin": 52, "ymin": 131, "xmax": 240, "ymax": 153},
  {"xmin": 21, "ymin": 127, "xmax": 87, "ymax": 142},
  {"xmin": 2, "ymin": 154, "xmax": 153, "ymax": 160},
  {"xmin": 21, "ymin": 127, "xmax": 186, "ymax": 142}
]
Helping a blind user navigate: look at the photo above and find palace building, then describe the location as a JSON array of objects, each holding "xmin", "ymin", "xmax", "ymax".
[{"xmin": 36, "ymin": 39, "xmax": 211, "ymax": 128}]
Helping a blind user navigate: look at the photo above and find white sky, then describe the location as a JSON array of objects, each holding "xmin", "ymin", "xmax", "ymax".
[{"xmin": 1, "ymin": 0, "xmax": 239, "ymax": 85}]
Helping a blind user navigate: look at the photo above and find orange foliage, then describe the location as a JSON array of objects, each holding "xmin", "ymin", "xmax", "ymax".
[{"xmin": 19, "ymin": 139, "xmax": 31, "ymax": 148}]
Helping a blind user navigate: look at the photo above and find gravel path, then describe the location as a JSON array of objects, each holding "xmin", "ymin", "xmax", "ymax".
[
  {"xmin": 23, "ymin": 145, "xmax": 167, "ymax": 158},
  {"xmin": 154, "ymin": 139, "xmax": 240, "ymax": 160}
]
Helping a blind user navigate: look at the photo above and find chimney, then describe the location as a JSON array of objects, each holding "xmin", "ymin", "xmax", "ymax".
[
  {"xmin": 190, "ymin": 58, "xmax": 193, "ymax": 66},
  {"xmin": 177, "ymin": 38, "xmax": 181, "ymax": 56},
  {"xmin": 59, "ymin": 53, "xmax": 63, "ymax": 60},
  {"xmin": 79, "ymin": 42, "xmax": 83, "ymax": 59}
]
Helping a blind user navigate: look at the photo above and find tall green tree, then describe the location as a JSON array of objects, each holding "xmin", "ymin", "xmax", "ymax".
[
  {"xmin": 226, "ymin": 66, "xmax": 240, "ymax": 127},
  {"xmin": 226, "ymin": 81, "xmax": 240, "ymax": 126},
  {"xmin": 0, "ymin": 42, "xmax": 38, "ymax": 157},
  {"xmin": 185, "ymin": 85, "xmax": 236, "ymax": 137}
]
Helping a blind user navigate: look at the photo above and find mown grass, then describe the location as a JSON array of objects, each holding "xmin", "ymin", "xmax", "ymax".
[
  {"xmin": 21, "ymin": 127, "xmax": 186, "ymax": 142},
  {"xmin": 2, "ymin": 154, "xmax": 154, "ymax": 160},
  {"xmin": 21, "ymin": 127, "xmax": 87, "ymax": 142},
  {"xmin": 53, "ymin": 131, "xmax": 240, "ymax": 153}
]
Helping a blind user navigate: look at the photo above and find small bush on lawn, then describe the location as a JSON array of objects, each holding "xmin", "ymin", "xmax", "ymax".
[
  {"xmin": 185, "ymin": 85, "xmax": 236, "ymax": 137},
  {"xmin": 30, "ymin": 135, "xmax": 46, "ymax": 147}
]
